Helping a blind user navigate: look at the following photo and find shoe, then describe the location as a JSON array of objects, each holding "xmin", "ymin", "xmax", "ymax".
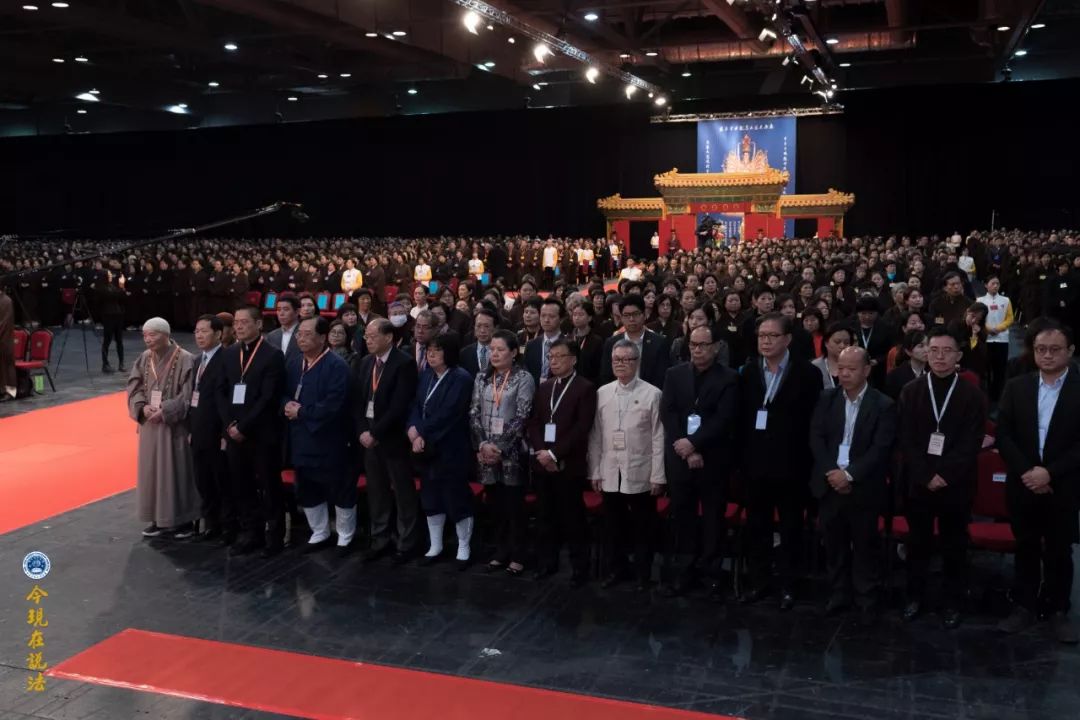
[
  {"xmin": 301, "ymin": 536, "xmax": 334, "ymax": 554},
  {"xmin": 392, "ymin": 550, "xmax": 418, "ymax": 566},
  {"xmin": 170, "ymin": 523, "xmax": 197, "ymax": 540},
  {"xmin": 636, "ymin": 579, "xmax": 651, "ymax": 593},
  {"xmin": 997, "ymin": 607, "xmax": 1035, "ymax": 635},
  {"xmin": 363, "ymin": 545, "xmax": 392, "ymax": 563},
  {"xmin": 779, "ymin": 589, "xmax": 796, "ymax": 612},
  {"xmin": 1051, "ymin": 612, "xmax": 1079, "ymax": 644},
  {"xmin": 902, "ymin": 601, "xmax": 921, "ymax": 623},
  {"xmin": 858, "ymin": 606, "xmax": 879, "ymax": 628},
  {"xmin": 118, "ymin": 364, "xmax": 127, "ymax": 373},
  {"xmin": 706, "ymin": 582, "xmax": 725, "ymax": 604},
  {"xmin": 569, "ymin": 572, "xmax": 588, "ymax": 588},
  {"xmin": 739, "ymin": 586, "xmax": 772, "ymax": 604},
  {"xmin": 337, "ymin": 543, "xmax": 355, "ymax": 559},
  {"xmin": 941, "ymin": 607, "xmax": 962, "ymax": 630},
  {"xmin": 505, "ymin": 563, "xmax": 525, "ymax": 577},
  {"xmin": 102, "ymin": 363, "xmax": 114, "ymax": 374},
  {"xmin": 418, "ymin": 553, "xmax": 443, "ymax": 567},
  {"xmin": 232, "ymin": 536, "xmax": 264, "ymax": 555},
  {"xmin": 195, "ymin": 528, "xmax": 222, "ymax": 543},
  {"xmin": 141, "ymin": 524, "xmax": 163, "ymax": 538},
  {"xmin": 660, "ymin": 578, "xmax": 690, "ymax": 598},
  {"xmin": 824, "ymin": 597, "xmax": 851, "ymax": 617},
  {"xmin": 484, "ymin": 560, "xmax": 506, "ymax": 574},
  {"xmin": 457, "ymin": 557, "xmax": 473, "ymax": 572},
  {"xmin": 261, "ymin": 543, "xmax": 284, "ymax": 558},
  {"xmin": 533, "ymin": 566, "xmax": 558, "ymax": 581},
  {"xmin": 601, "ymin": 570, "xmax": 629, "ymax": 589},
  {"xmin": 220, "ymin": 530, "xmax": 237, "ymax": 547}
]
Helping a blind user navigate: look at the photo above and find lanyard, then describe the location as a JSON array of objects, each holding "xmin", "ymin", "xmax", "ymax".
[
  {"xmin": 549, "ymin": 373, "xmax": 575, "ymax": 421},
  {"xmin": 927, "ymin": 372, "xmax": 958, "ymax": 433},
  {"xmin": 761, "ymin": 358, "xmax": 784, "ymax": 407},
  {"xmin": 860, "ymin": 327, "xmax": 873, "ymax": 348},
  {"xmin": 239, "ymin": 337, "xmax": 263, "ymax": 382},
  {"xmin": 371, "ymin": 356, "xmax": 386, "ymax": 392},
  {"xmin": 195, "ymin": 349, "xmax": 214, "ymax": 387},
  {"xmin": 148, "ymin": 344, "xmax": 181, "ymax": 389},
  {"xmin": 491, "ymin": 370, "xmax": 511, "ymax": 409},
  {"xmin": 423, "ymin": 370, "xmax": 448, "ymax": 415},
  {"xmin": 824, "ymin": 359, "xmax": 837, "ymax": 389},
  {"xmin": 301, "ymin": 349, "xmax": 329, "ymax": 381},
  {"xmin": 843, "ymin": 389, "xmax": 864, "ymax": 445}
]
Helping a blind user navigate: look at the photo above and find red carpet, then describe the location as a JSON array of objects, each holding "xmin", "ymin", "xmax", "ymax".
[
  {"xmin": 0, "ymin": 392, "xmax": 136, "ymax": 535},
  {"xmin": 49, "ymin": 629, "xmax": 736, "ymax": 720}
]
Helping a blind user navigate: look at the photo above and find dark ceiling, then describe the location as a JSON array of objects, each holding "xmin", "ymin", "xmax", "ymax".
[{"xmin": 0, "ymin": 0, "xmax": 1074, "ymax": 136}]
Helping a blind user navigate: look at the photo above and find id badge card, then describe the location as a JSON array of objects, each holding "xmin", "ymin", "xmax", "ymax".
[
  {"xmin": 612, "ymin": 430, "xmax": 626, "ymax": 450},
  {"xmin": 544, "ymin": 423, "xmax": 557, "ymax": 443},
  {"xmin": 294, "ymin": 384, "xmax": 302, "ymax": 401},
  {"xmin": 687, "ymin": 414, "xmax": 701, "ymax": 435},
  {"xmin": 837, "ymin": 443, "xmax": 850, "ymax": 468},
  {"xmin": 232, "ymin": 383, "xmax": 246, "ymax": 405},
  {"xmin": 490, "ymin": 417, "xmax": 504, "ymax": 435},
  {"xmin": 190, "ymin": 390, "xmax": 200, "ymax": 408},
  {"xmin": 366, "ymin": 400, "xmax": 375, "ymax": 419},
  {"xmin": 927, "ymin": 432, "xmax": 945, "ymax": 456},
  {"xmin": 150, "ymin": 390, "xmax": 163, "ymax": 409},
  {"xmin": 755, "ymin": 410, "xmax": 768, "ymax": 430}
]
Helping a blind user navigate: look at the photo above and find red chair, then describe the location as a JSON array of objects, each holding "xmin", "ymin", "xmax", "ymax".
[
  {"xmin": 384, "ymin": 285, "xmax": 399, "ymax": 305},
  {"xmin": 243, "ymin": 290, "xmax": 262, "ymax": 307},
  {"xmin": 969, "ymin": 449, "xmax": 1015, "ymax": 553},
  {"xmin": 16, "ymin": 329, "xmax": 55, "ymax": 392},
  {"xmin": 13, "ymin": 328, "xmax": 29, "ymax": 361},
  {"xmin": 60, "ymin": 287, "xmax": 78, "ymax": 308}
]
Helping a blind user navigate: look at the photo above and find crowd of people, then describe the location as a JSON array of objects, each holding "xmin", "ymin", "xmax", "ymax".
[{"xmin": 2, "ymin": 226, "xmax": 1079, "ymax": 644}]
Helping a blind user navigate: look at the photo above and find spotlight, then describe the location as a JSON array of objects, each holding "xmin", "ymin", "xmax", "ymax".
[
  {"xmin": 207, "ymin": 81, "xmax": 220, "ymax": 87},
  {"xmin": 625, "ymin": 84, "xmax": 637, "ymax": 98},
  {"xmin": 648, "ymin": 92, "xmax": 654, "ymax": 98},
  {"xmin": 407, "ymin": 88, "xmax": 418, "ymax": 95},
  {"xmin": 654, "ymin": 96, "xmax": 667, "ymax": 106},
  {"xmin": 316, "ymin": 74, "xmax": 327, "ymax": 79},
  {"xmin": 484, "ymin": 60, "xmax": 496, "ymax": 68},
  {"xmin": 178, "ymin": 103, "xmax": 188, "ymax": 109},
  {"xmin": 533, "ymin": 43, "xmax": 552, "ymax": 63},
  {"xmin": 340, "ymin": 72, "xmax": 351, "ymax": 78},
  {"xmin": 76, "ymin": 109, "xmax": 87, "ymax": 114},
  {"xmin": 224, "ymin": 43, "xmax": 238, "ymax": 51},
  {"xmin": 839, "ymin": 62, "xmax": 851, "ymax": 67},
  {"xmin": 619, "ymin": 53, "xmax": 631, "ymax": 59},
  {"xmin": 782, "ymin": 55, "xmax": 791, "ymax": 66},
  {"xmin": 825, "ymin": 37, "xmax": 839, "ymax": 45},
  {"xmin": 1031, "ymin": 23, "xmax": 1046, "ymax": 29},
  {"xmin": 52, "ymin": 57, "xmax": 64, "ymax": 63},
  {"xmin": 365, "ymin": 32, "xmax": 378, "ymax": 38},
  {"xmin": 537, "ymin": 81, "xmax": 548, "ymax": 86},
  {"xmin": 463, "ymin": 10, "xmax": 481, "ymax": 35},
  {"xmin": 997, "ymin": 25, "xmax": 1010, "ymax": 32},
  {"xmin": 477, "ymin": 63, "xmax": 491, "ymax": 72},
  {"xmin": 508, "ymin": 37, "xmax": 515, "ymax": 44},
  {"xmin": 645, "ymin": 50, "xmax": 659, "ymax": 57},
  {"xmin": 585, "ymin": 67, "xmax": 600, "ymax": 83},
  {"xmin": 51, "ymin": 1, "xmax": 68, "ymax": 6},
  {"xmin": 287, "ymin": 96, "xmax": 298, "ymax": 102},
  {"xmin": 532, "ymin": 83, "xmax": 542, "ymax": 91},
  {"xmin": 22, "ymin": 5, "xmax": 39, "ymax": 10},
  {"xmin": 759, "ymin": 28, "xmax": 777, "ymax": 42},
  {"xmin": 89, "ymin": 88, "xmax": 99, "ymax": 95},
  {"xmin": 1015, "ymin": 49, "xmax": 1028, "ymax": 56},
  {"xmin": 682, "ymin": 70, "xmax": 692, "ymax": 77},
  {"xmin": 584, "ymin": 12, "xmax": 599, "ymax": 22},
  {"xmin": 826, "ymin": 89, "xmax": 835, "ymax": 98},
  {"xmin": 74, "ymin": 56, "xmax": 88, "ymax": 63},
  {"xmin": 392, "ymin": 30, "xmax": 407, "ymax": 37},
  {"xmin": 487, "ymin": 24, "xmax": 493, "ymax": 31},
  {"xmin": 166, "ymin": 104, "xmax": 188, "ymax": 114},
  {"xmin": 75, "ymin": 92, "xmax": 99, "ymax": 102}
]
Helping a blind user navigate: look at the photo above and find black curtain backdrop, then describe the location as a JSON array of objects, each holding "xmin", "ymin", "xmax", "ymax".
[{"xmin": 2, "ymin": 79, "xmax": 1077, "ymax": 241}]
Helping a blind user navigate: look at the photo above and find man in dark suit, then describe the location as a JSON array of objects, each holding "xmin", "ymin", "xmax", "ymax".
[
  {"xmin": 996, "ymin": 321, "xmax": 1080, "ymax": 643},
  {"xmin": 352, "ymin": 318, "xmax": 421, "ymax": 562},
  {"xmin": 809, "ymin": 346, "xmax": 897, "ymax": 626},
  {"xmin": 526, "ymin": 338, "xmax": 597, "ymax": 586},
  {"xmin": 459, "ymin": 308, "xmax": 497, "ymax": 377},
  {"xmin": 266, "ymin": 295, "xmax": 301, "ymax": 366},
  {"xmin": 487, "ymin": 242, "xmax": 508, "ymax": 283},
  {"xmin": 659, "ymin": 324, "xmax": 739, "ymax": 600},
  {"xmin": 851, "ymin": 295, "xmax": 894, "ymax": 388},
  {"xmin": 738, "ymin": 312, "xmax": 824, "ymax": 609},
  {"xmin": 187, "ymin": 314, "xmax": 231, "ymax": 541},
  {"xmin": 897, "ymin": 326, "xmax": 986, "ymax": 629},
  {"xmin": 524, "ymin": 297, "xmax": 565, "ymax": 386},
  {"xmin": 406, "ymin": 309, "xmax": 435, "ymax": 374},
  {"xmin": 599, "ymin": 294, "xmax": 671, "ymax": 389},
  {"xmin": 223, "ymin": 306, "xmax": 287, "ymax": 556}
]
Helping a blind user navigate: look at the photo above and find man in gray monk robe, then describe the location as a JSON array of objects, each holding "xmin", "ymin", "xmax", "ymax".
[{"xmin": 126, "ymin": 317, "xmax": 200, "ymax": 539}]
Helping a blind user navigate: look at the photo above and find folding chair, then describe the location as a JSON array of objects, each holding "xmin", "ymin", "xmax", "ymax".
[{"xmin": 16, "ymin": 329, "xmax": 55, "ymax": 392}]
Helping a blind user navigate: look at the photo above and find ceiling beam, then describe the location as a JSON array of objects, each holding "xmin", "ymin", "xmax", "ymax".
[{"xmin": 699, "ymin": 0, "xmax": 770, "ymax": 54}]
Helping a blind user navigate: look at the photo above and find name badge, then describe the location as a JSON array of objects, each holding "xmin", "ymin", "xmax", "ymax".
[
  {"xmin": 544, "ymin": 423, "xmax": 557, "ymax": 443},
  {"xmin": 934, "ymin": 316, "xmax": 944, "ymax": 325},
  {"xmin": 990, "ymin": 305, "xmax": 999, "ymax": 311},
  {"xmin": 150, "ymin": 390, "xmax": 162, "ymax": 409},
  {"xmin": 366, "ymin": 400, "xmax": 375, "ymax": 419},
  {"xmin": 927, "ymin": 432, "xmax": 945, "ymax": 456},
  {"xmin": 612, "ymin": 430, "xmax": 626, "ymax": 450},
  {"xmin": 755, "ymin": 410, "xmax": 768, "ymax": 430},
  {"xmin": 687, "ymin": 414, "xmax": 701, "ymax": 435},
  {"xmin": 1061, "ymin": 283, "xmax": 1069, "ymax": 289},
  {"xmin": 294, "ymin": 384, "xmax": 302, "ymax": 401},
  {"xmin": 837, "ymin": 443, "xmax": 850, "ymax": 468},
  {"xmin": 490, "ymin": 417, "xmax": 504, "ymax": 435},
  {"xmin": 190, "ymin": 390, "xmax": 200, "ymax": 408},
  {"xmin": 727, "ymin": 325, "xmax": 737, "ymax": 333},
  {"xmin": 1040, "ymin": 275, "xmax": 1047, "ymax": 281},
  {"xmin": 232, "ymin": 384, "xmax": 246, "ymax": 405}
]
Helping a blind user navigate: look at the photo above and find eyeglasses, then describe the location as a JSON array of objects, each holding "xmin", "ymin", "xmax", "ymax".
[
  {"xmin": 688, "ymin": 341, "xmax": 716, "ymax": 350},
  {"xmin": 547, "ymin": 353, "xmax": 573, "ymax": 362},
  {"xmin": 611, "ymin": 356, "xmax": 639, "ymax": 364},
  {"xmin": 756, "ymin": 332, "xmax": 786, "ymax": 341},
  {"xmin": 927, "ymin": 347, "xmax": 959, "ymax": 357},
  {"xmin": 621, "ymin": 311, "xmax": 643, "ymax": 320},
  {"xmin": 1034, "ymin": 345, "xmax": 1068, "ymax": 356}
]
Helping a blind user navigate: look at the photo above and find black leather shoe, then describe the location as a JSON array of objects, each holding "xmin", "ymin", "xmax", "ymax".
[
  {"xmin": 195, "ymin": 528, "xmax": 222, "ymax": 543},
  {"xmin": 533, "ymin": 566, "xmax": 558, "ymax": 581},
  {"xmin": 824, "ymin": 597, "xmax": 850, "ymax": 617},
  {"xmin": 418, "ymin": 553, "xmax": 443, "ymax": 567},
  {"xmin": 858, "ymin": 606, "xmax": 879, "ymax": 628},
  {"xmin": 600, "ymin": 571, "xmax": 627, "ymax": 589},
  {"xmin": 569, "ymin": 572, "xmax": 588, "ymax": 588},
  {"xmin": 902, "ymin": 601, "xmax": 921, "ymax": 623},
  {"xmin": 707, "ymin": 582, "xmax": 726, "ymax": 603},
  {"xmin": 261, "ymin": 543, "xmax": 284, "ymax": 558},
  {"xmin": 301, "ymin": 537, "xmax": 334, "ymax": 554},
  {"xmin": 337, "ymin": 543, "xmax": 355, "ymax": 559},
  {"xmin": 231, "ymin": 536, "xmax": 263, "ymax": 555},
  {"xmin": 941, "ymin": 607, "xmax": 962, "ymax": 630},
  {"xmin": 363, "ymin": 545, "xmax": 392, "ymax": 563},
  {"xmin": 779, "ymin": 589, "xmax": 796, "ymax": 611},
  {"xmin": 739, "ymin": 586, "xmax": 771, "ymax": 604},
  {"xmin": 392, "ymin": 550, "xmax": 416, "ymax": 566}
]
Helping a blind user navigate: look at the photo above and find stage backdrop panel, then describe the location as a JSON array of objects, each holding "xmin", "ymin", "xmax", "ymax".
[{"xmin": 697, "ymin": 116, "xmax": 796, "ymax": 239}]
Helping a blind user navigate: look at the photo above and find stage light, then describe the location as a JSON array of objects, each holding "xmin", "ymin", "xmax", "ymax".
[
  {"xmin": 508, "ymin": 37, "xmax": 515, "ymax": 44},
  {"xmin": 585, "ymin": 67, "xmax": 600, "ymax": 83},
  {"xmin": 224, "ymin": 43, "xmax": 238, "ymax": 51},
  {"xmin": 392, "ymin": 30, "xmax": 407, "ymax": 37},
  {"xmin": 484, "ymin": 60, "xmax": 496, "ymax": 68},
  {"xmin": 487, "ymin": 24, "xmax": 494, "ymax": 31},
  {"xmin": 648, "ymin": 92, "xmax": 654, "ymax": 98},
  {"xmin": 839, "ymin": 62, "xmax": 851, "ymax": 67},
  {"xmin": 1031, "ymin": 23, "xmax": 1046, "ymax": 29},
  {"xmin": 997, "ymin": 25, "xmax": 1010, "ymax": 32},
  {"xmin": 89, "ymin": 88, "xmax": 99, "ymax": 95},
  {"xmin": 827, "ymin": 89, "xmax": 834, "ymax": 98},
  {"xmin": 625, "ymin": 84, "xmax": 637, "ymax": 99},
  {"xmin": 75, "ymin": 92, "xmax": 99, "ymax": 102},
  {"xmin": 365, "ymin": 32, "xmax": 378, "ymax": 38},
  {"xmin": 532, "ymin": 83, "xmax": 542, "ymax": 90},
  {"xmin": 825, "ymin": 37, "xmax": 839, "ymax": 45},
  {"xmin": 22, "ymin": 5, "xmax": 39, "ymax": 10},
  {"xmin": 477, "ymin": 63, "xmax": 492, "ymax": 72},
  {"xmin": 178, "ymin": 103, "xmax": 188, "ymax": 109},
  {"xmin": 208, "ymin": 81, "xmax": 220, "ymax": 87},
  {"xmin": 801, "ymin": 74, "xmax": 812, "ymax": 85},
  {"xmin": 340, "ymin": 72, "xmax": 351, "ymax": 78},
  {"xmin": 682, "ymin": 70, "xmax": 692, "ymax": 77},
  {"xmin": 463, "ymin": 10, "xmax": 481, "ymax": 34},
  {"xmin": 759, "ymin": 28, "xmax": 777, "ymax": 42},
  {"xmin": 584, "ymin": 12, "xmax": 599, "ymax": 22},
  {"xmin": 52, "ymin": 57, "xmax": 64, "ymax": 63},
  {"xmin": 287, "ymin": 96, "xmax": 298, "ymax": 102},
  {"xmin": 645, "ymin": 50, "xmax": 659, "ymax": 57},
  {"xmin": 619, "ymin": 53, "xmax": 631, "ymax": 59},
  {"xmin": 654, "ymin": 96, "xmax": 667, "ymax": 107},
  {"xmin": 74, "ymin": 56, "xmax": 88, "ymax": 62},
  {"xmin": 51, "ymin": 1, "xmax": 69, "ymax": 6},
  {"xmin": 782, "ymin": 55, "xmax": 791, "ymax": 66},
  {"xmin": 166, "ymin": 105, "xmax": 188, "ymax": 114},
  {"xmin": 316, "ymin": 74, "xmax": 327, "ymax": 79},
  {"xmin": 1015, "ymin": 49, "xmax": 1028, "ymax": 56},
  {"xmin": 407, "ymin": 88, "xmax": 418, "ymax": 95},
  {"xmin": 533, "ymin": 43, "xmax": 552, "ymax": 63},
  {"xmin": 76, "ymin": 109, "xmax": 87, "ymax": 114}
]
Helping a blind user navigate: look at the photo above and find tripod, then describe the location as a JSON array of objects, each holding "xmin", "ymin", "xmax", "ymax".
[{"xmin": 53, "ymin": 287, "xmax": 98, "ymax": 379}]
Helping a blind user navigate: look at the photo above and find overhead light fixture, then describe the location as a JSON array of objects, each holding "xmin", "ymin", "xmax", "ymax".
[
  {"xmin": 52, "ymin": 57, "xmax": 64, "ymax": 63},
  {"xmin": 178, "ymin": 103, "xmax": 188, "ymax": 109},
  {"xmin": 825, "ymin": 37, "xmax": 840, "ymax": 45},
  {"xmin": 207, "ymin": 81, "xmax": 220, "ymax": 87},
  {"xmin": 645, "ymin": 50, "xmax": 659, "ymax": 57},
  {"xmin": 340, "ymin": 72, "xmax": 351, "ymax": 78},
  {"xmin": 166, "ymin": 104, "xmax": 188, "ymax": 114},
  {"xmin": 801, "ymin": 74, "xmax": 812, "ymax": 86},
  {"xmin": 533, "ymin": 43, "xmax": 552, "ymax": 63},
  {"xmin": 681, "ymin": 70, "xmax": 692, "ymax": 77},
  {"xmin": 487, "ymin": 24, "xmax": 493, "ymax": 31},
  {"xmin": 827, "ymin": 89, "xmax": 835, "ymax": 98},
  {"xmin": 22, "ymin": 5, "xmax": 39, "ymax": 10},
  {"xmin": 619, "ymin": 53, "xmax": 631, "ymax": 59},
  {"xmin": 463, "ymin": 10, "xmax": 481, "ymax": 34},
  {"xmin": 365, "ymin": 32, "xmax": 378, "ymax": 38},
  {"xmin": 508, "ymin": 37, "xmax": 515, "ymax": 44},
  {"xmin": 1031, "ymin": 23, "xmax": 1046, "ymax": 29},
  {"xmin": 654, "ymin": 96, "xmax": 667, "ymax": 107},
  {"xmin": 532, "ymin": 83, "xmax": 542, "ymax": 90},
  {"xmin": 74, "ymin": 56, "xmax": 88, "ymax": 63},
  {"xmin": 625, "ymin": 84, "xmax": 637, "ymax": 99},
  {"xmin": 476, "ymin": 63, "xmax": 491, "ymax": 72},
  {"xmin": 782, "ymin": 55, "xmax": 791, "ymax": 66},
  {"xmin": 997, "ymin": 25, "xmax": 1010, "ymax": 32},
  {"xmin": 51, "ymin": 1, "xmax": 69, "ymax": 6},
  {"xmin": 537, "ymin": 82, "xmax": 548, "ymax": 86},
  {"xmin": 287, "ymin": 96, "xmax": 298, "ymax": 102},
  {"xmin": 392, "ymin": 30, "xmax": 407, "ymax": 37},
  {"xmin": 89, "ymin": 88, "xmax": 99, "ymax": 95},
  {"xmin": 839, "ymin": 62, "xmax": 851, "ymax": 67},
  {"xmin": 648, "ymin": 92, "xmax": 654, "ymax": 98},
  {"xmin": 224, "ymin": 43, "xmax": 238, "ymax": 51},
  {"xmin": 316, "ymin": 74, "xmax": 327, "ymax": 79},
  {"xmin": 407, "ymin": 88, "xmax": 418, "ymax": 95},
  {"xmin": 76, "ymin": 109, "xmax": 87, "ymax": 114},
  {"xmin": 1015, "ymin": 49, "xmax": 1028, "ymax": 56},
  {"xmin": 759, "ymin": 28, "xmax": 777, "ymax": 42},
  {"xmin": 585, "ymin": 67, "xmax": 600, "ymax": 83},
  {"xmin": 75, "ymin": 92, "xmax": 99, "ymax": 102},
  {"xmin": 584, "ymin": 12, "xmax": 599, "ymax": 22}
]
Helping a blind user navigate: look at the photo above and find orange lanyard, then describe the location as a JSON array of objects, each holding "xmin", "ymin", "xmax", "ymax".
[
  {"xmin": 148, "ymin": 344, "xmax": 181, "ymax": 388},
  {"xmin": 301, "ymin": 349, "xmax": 329, "ymax": 381},
  {"xmin": 491, "ymin": 370, "xmax": 511, "ymax": 409},
  {"xmin": 239, "ymin": 337, "xmax": 263, "ymax": 382},
  {"xmin": 371, "ymin": 356, "xmax": 386, "ymax": 392}
]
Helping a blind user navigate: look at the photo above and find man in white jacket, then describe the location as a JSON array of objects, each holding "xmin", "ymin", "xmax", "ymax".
[{"xmin": 589, "ymin": 338, "xmax": 666, "ymax": 591}]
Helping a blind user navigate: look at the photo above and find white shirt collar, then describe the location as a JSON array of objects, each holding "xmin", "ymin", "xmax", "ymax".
[
  {"xmin": 202, "ymin": 344, "xmax": 221, "ymax": 362},
  {"xmin": 1040, "ymin": 368, "xmax": 1068, "ymax": 390}
]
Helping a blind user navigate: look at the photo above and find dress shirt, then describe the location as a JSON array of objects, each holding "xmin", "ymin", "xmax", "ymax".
[
  {"xmin": 840, "ymin": 382, "xmax": 868, "ymax": 475},
  {"xmin": 762, "ymin": 350, "xmax": 790, "ymax": 405},
  {"xmin": 478, "ymin": 343, "xmax": 490, "ymax": 372},
  {"xmin": 1038, "ymin": 369, "xmax": 1068, "ymax": 460},
  {"xmin": 280, "ymin": 324, "xmax": 296, "ymax": 356},
  {"xmin": 541, "ymin": 333, "xmax": 560, "ymax": 380}
]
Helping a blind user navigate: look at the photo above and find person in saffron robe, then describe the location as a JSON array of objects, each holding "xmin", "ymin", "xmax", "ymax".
[{"xmin": 126, "ymin": 316, "xmax": 200, "ymax": 538}]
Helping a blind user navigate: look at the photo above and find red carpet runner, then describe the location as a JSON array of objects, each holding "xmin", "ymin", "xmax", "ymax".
[{"xmin": 50, "ymin": 629, "xmax": 738, "ymax": 720}]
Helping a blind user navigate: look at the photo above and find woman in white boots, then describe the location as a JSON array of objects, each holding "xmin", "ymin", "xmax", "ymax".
[{"xmin": 407, "ymin": 333, "xmax": 477, "ymax": 569}]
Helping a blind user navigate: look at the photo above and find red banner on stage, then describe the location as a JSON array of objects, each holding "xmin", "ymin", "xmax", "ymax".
[{"xmin": 688, "ymin": 202, "xmax": 753, "ymax": 214}]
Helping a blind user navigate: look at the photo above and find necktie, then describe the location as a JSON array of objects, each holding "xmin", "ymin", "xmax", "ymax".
[
  {"xmin": 417, "ymin": 344, "xmax": 426, "ymax": 371},
  {"xmin": 479, "ymin": 344, "xmax": 489, "ymax": 371},
  {"xmin": 541, "ymin": 339, "xmax": 551, "ymax": 380}
]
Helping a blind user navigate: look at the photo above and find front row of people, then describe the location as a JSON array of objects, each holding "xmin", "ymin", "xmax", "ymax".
[{"xmin": 125, "ymin": 307, "xmax": 1079, "ymax": 641}]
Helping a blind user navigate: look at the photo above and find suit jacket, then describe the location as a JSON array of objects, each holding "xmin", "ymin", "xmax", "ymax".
[
  {"xmin": 459, "ymin": 342, "xmax": 490, "ymax": 378},
  {"xmin": 525, "ymin": 334, "xmax": 563, "ymax": 387},
  {"xmin": 222, "ymin": 337, "xmax": 286, "ymax": 443},
  {"xmin": 573, "ymin": 333, "xmax": 604, "ymax": 385},
  {"xmin": 525, "ymin": 374, "xmax": 597, "ymax": 478},
  {"xmin": 350, "ymin": 348, "xmax": 418, "ymax": 453},
  {"xmin": 661, "ymin": 361, "xmax": 739, "ymax": 484},
  {"xmin": 997, "ymin": 370, "xmax": 1080, "ymax": 519},
  {"xmin": 809, "ymin": 386, "xmax": 897, "ymax": 516},
  {"xmin": 885, "ymin": 362, "xmax": 925, "ymax": 401},
  {"xmin": 599, "ymin": 329, "xmax": 672, "ymax": 389},
  {"xmin": 283, "ymin": 351, "xmax": 351, "ymax": 468},
  {"xmin": 187, "ymin": 346, "xmax": 230, "ymax": 450},
  {"xmin": 266, "ymin": 325, "xmax": 301, "ymax": 366}
]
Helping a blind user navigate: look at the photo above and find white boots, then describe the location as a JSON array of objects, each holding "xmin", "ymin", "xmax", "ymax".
[
  {"xmin": 421, "ymin": 514, "xmax": 473, "ymax": 567},
  {"xmin": 425, "ymin": 514, "xmax": 446, "ymax": 558},
  {"xmin": 455, "ymin": 516, "xmax": 473, "ymax": 563}
]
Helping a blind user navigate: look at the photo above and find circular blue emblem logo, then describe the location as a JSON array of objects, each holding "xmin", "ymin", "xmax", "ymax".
[{"xmin": 22, "ymin": 552, "xmax": 51, "ymax": 581}]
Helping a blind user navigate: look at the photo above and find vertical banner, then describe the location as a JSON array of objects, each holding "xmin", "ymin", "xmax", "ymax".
[{"xmin": 696, "ymin": 116, "xmax": 797, "ymax": 240}]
